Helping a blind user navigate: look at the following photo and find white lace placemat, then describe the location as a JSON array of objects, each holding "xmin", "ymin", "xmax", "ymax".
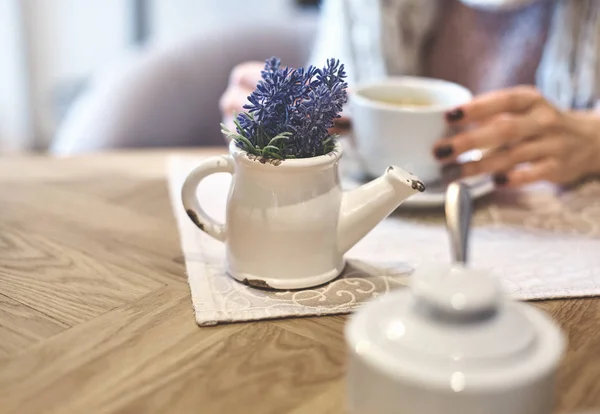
[{"xmin": 167, "ymin": 154, "xmax": 600, "ymax": 326}]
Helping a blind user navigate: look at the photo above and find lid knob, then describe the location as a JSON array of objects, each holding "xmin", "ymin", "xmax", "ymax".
[{"xmin": 412, "ymin": 265, "xmax": 501, "ymax": 320}]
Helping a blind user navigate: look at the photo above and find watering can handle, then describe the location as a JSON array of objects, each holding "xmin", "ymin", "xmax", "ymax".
[{"xmin": 180, "ymin": 155, "xmax": 234, "ymax": 242}]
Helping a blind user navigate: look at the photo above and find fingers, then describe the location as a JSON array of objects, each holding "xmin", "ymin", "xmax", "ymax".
[
  {"xmin": 433, "ymin": 85, "xmax": 570, "ymax": 188},
  {"xmin": 220, "ymin": 61, "xmax": 265, "ymax": 120},
  {"xmin": 219, "ymin": 86, "xmax": 254, "ymax": 118},
  {"xmin": 229, "ymin": 61, "xmax": 265, "ymax": 89},
  {"xmin": 445, "ymin": 85, "xmax": 545, "ymax": 125},
  {"xmin": 496, "ymin": 158, "xmax": 560, "ymax": 188},
  {"xmin": 329, "ymin": 116, "xmax": 352, "ymax": 135},
  {"xmin": 460, "ymin": 136, "xmax": 563, "ymax": 178},
  {"xmin": 433, "ymin": 114, "xmax": 541, "ymax": 163}
]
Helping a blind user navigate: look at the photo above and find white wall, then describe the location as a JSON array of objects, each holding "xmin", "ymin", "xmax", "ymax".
[
  {"xmin": 21, "ymin": 0, "xmax": 132, "ymax": 148},
  {"xmin": 149, "ymin": 0, "xmax": 314, "ymax": 46},
  {"xmin": 0, "ymin": 0, "xmax": 33, "ymax": 153},
  {"xmin": 0, "ymin": 0, "xmax": 317, "ymax": 152}
]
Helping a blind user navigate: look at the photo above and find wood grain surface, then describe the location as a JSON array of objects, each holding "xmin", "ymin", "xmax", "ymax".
[{"xmin": 0, "ymin": 148, "xmax": 598, "ymax": 414}]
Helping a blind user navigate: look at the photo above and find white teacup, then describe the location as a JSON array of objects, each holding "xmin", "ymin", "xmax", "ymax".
[{"xmin": 350, "ymin": 77, "xmax": 473, "ymax": 184}]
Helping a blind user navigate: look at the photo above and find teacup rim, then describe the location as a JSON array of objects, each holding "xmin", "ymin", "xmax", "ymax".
[{"xmin": 350, "ymin": 76, "xmax": 473, "ymax": 113}]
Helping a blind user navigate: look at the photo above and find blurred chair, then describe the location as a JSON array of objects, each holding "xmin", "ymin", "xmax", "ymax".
[{"xmin": 49, "ymin": 20, "xmax": 317, "ymax": 155}]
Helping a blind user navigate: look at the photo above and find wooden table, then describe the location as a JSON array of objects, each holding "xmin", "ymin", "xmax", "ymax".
[{"xmin": 0, "ymin": 148, "xmax": 599, "ymax": 414}]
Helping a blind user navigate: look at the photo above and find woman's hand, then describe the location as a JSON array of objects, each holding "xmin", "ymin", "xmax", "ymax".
[
  {"xmin": 432, "ymin": 86, "xmax": 600, "ymax": 187},
  {"xmin": 219, "ymin": 61, "xmax": 264, "ymax": 133}
]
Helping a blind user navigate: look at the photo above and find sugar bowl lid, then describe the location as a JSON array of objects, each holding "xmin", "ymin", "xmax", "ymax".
[{"xmin": 346, "ymin": 264, "xmax": 566, "ymax": 389}]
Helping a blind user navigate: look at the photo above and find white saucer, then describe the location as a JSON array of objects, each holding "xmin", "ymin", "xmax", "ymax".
[
  {"xmin": 401, "ymin": 174, "xmax": 495, "ymax": 208},
  {"xmin": 338, "ymin": 138, "xmax": 495, "ymax": 208},
  {"xmin": 342, "ymin": 173, "xmax": 495, "ymax": 209}
]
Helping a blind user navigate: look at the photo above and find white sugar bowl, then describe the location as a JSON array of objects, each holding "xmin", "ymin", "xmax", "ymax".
[{"xmin": 345, "ymin": 264, "xmax": 566, "ymax": 414}]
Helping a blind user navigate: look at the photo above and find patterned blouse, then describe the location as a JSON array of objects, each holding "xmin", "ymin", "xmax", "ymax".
[{"xmin": 309, "ymin": 0, "xmax": 600, "ymax": 109}]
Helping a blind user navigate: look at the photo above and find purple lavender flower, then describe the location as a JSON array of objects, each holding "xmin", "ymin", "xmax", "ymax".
[{"xmin": 221, "ymin": 57, "xmax": 348, "ymax": 159}]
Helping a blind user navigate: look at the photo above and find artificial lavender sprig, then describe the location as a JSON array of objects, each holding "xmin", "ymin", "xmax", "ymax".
[{"xmin": 221, "ymin": 57, "xmax": 348, "ymax": 160}]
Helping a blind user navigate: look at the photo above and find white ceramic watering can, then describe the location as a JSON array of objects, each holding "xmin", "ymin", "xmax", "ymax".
[{"xmin": 181, "ymin": 140, "xmax": 425, "ymax": 290}]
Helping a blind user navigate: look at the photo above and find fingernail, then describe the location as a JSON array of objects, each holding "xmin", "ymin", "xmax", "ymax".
[
  {"xmin": 493, "ymin": 173, "xmax": 508, "ymax": 186},
  {"xmin": 434, "ymin": 145, "xmax": 454, "ymax": 159},
  {"xmin": 446, "ymin": 108, "xmax": 464, "ymax": 122}
]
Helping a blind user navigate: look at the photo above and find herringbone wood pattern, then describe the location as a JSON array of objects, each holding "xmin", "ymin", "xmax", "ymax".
[{"xmin": 0, "ymin": 148, "xmax": 598, "ymax": 413}]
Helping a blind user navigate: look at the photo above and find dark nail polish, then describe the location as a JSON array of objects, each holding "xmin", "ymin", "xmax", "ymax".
[
  {"xmin": 434, "ymin": 145, "xmax": 454, "ymax": 159},
  {"xmin": 446, "ymin": 108, "xmax": 464, "ymax": 122},
  {"xmin": 493, "ymin": 173, "xmax": 508, "ymax": 186}
]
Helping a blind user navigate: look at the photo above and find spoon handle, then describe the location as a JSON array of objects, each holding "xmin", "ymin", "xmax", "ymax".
[{"xmin": 445, "ymin": 181, "xmax": 473, "ymax": 264}]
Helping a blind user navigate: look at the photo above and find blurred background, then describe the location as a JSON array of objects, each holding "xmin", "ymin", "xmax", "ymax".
[{"xmin": 0, "ymin": 0, "xmax": 321, "ymax": 154}]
